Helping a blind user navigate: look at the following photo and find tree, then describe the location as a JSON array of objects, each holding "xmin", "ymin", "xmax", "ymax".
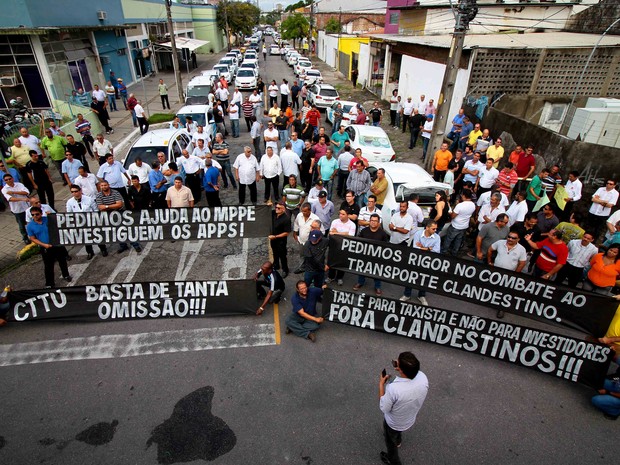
[
  {"xmin": 281, "ymin": 13, "xmax": 309, "ymax": 48},
  {"xmin": 285, "ymin": 0, "xmax": 312, "ymax": 13},
  {"xmin": 325, "ymin": 17, "xmax": 341, "ymax": 34},
  {"xmin": 216, "ymin": 1, "xmax": 261, "ymax": 46},
  {"xmin": 262, "ymin": 11, "xmax": 281, "ymax": 26}
]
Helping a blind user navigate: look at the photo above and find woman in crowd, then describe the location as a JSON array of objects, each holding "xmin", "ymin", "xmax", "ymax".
[
  {"xmin": 429, "ymin": 190, "xmax": 451, "ymax": 232},
  {"xmin": 583, "ymin": 244, "xmax": 620, "ymax": 295}
]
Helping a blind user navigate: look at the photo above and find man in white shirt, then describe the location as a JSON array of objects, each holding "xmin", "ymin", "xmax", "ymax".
[
  {"xmin": 127, "ymin": 157, "xmax": 152, "ymax": 188},
  {"xmin": 25, "ymin": 197, "xmax": 55, "ymax": 223},
  {"xmin": 191, "ymin": 126, "xmax": 211, "ymax": 147},
  {"xmin": 293, "ymin": 202, "xmax": 320, "ymax": 245},
  {"xmin": 476, "ymin": 158, "xmax": 499, "ymax": 196},
  {"xmin": 280, "ymin": 141, "xmax": 301, "ymax": 178},
  {"xmin": 280, "ymin": 79, "xmax": 290, "ymax": 109},
  {"xmin": 416, "ymin": 94, "xmax": 427, "ymax": 114},
  {"xmin": 233, "ymin": 146, "xmax": 260, "ymax": 204},
  {"xmin": 401, "ymin": 97, "xmax": 415, "ymax": 133},
  {"xmin": 477, "ymin": 187, "xmax": 509, "ymax": 210},
  {"xmin": 555, "ymin": 233, "xmax": 598, "ymax": 288},
  {"xmin": 74, "ymin": 166, "xmax": 99, "ymax": 199},
  {"xmin": 19, "ymin": 127, "xmax": 42, "ymax": 155},
  {"xmin": 264, "ymin": 122, "xmax": 279, "ymax": 152},
  {"xmin": 588, "ymin": 179, "xmax": 619, "ymax": 238},
  {"xmin": 2, "ymin": 173, "xmax": 31, "ymax": 243},
  {"xmin": 476, "ymin": 192, "xmax": 505, "ymax": 229},
  {"xmin": 230, "ymin": 87, "xmax": 243, "ymax": 106},
  {"xmin": 228, "ymin": 101, "xmax": 240, "ymax": 138},
  {"xmin": 92, "ymin": 133, "xmax": 113, "ymax": 166},
  {"xmin": 442, "ymin": 189, "xmax": 476, "ymax": 256},
  {"xmin": 66, "ymin": 184, "xmax": 108, "ymax": 259},
  {"xmin": 176, "ymin": 149, "xmax": 203, "ymax": 203},
  {"xmin": 506, "ymin": 191, "xmax": 528, "ymax": 227},
  {"xmin": 91, "ymin": 84, "xmax": 106, "ymax": 103},
  {"xmin": 379, "ymin": 351, "xmax": 428, "ymax": 465},
  {"xmin": 407, "ymin": 193, "xmax": 425, "ymax": 228},
  {"xmin": 327, "ymin": 209, "xmax": 356, "ymax": 285},
  {"xmin": 192, "ymin": 138, "xmax": 211, "ymax": 162},
  {"xmin": 389, "ymin": 201, "xmax": 415, "ymax": 245},
  {"xmin": 259, "ymin": 147, "xmax": 282, "ymax": 205},
  {"xmin": 134, "ymin": 100, "xmax": 149, "ymax": 134},
  {"xmin": 562, "ymin": 170, "xmax": 582, "ymax": 221},
  {"xmin": 358, "ymin": 195, "xmax": 381, "ymax": 231},
  {"xmin": 421, "ymin": 114, "xmax": 434, "ymax": 162}
]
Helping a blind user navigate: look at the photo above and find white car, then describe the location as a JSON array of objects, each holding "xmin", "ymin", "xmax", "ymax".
[
  {"xmin": 300, "ymin": 68, "xmax": 323, "ymax": 86},
  {"xmin": 230, "ymin": 49, "xmax": 242, "ymax": 60},
  {"xmin": 219, "ymin": 57, "xmax": 237, "ymax": 75},
  {"xmin": 235, "ymin": 68, "xmax": 258, "ymax": 90},
  {"xmin": 269, "ymin": 45, "xmax": 281, "ymax": 55},
  {"xmin": 344, "ymin": 125, "xmax": 395, "ymax": 163},
  {"xmin": 212, "ymin": 64, "xmax": 231, "ymax": 83},
  {"xmin": 294, "ymin": 59, "xmax": 312, "ymax": 76},
  {"xmin": 186, "ymin": 75, "xmax": 216, "ymax": 105},
  {"xmin": 244, "ymin": 51, "xmax": 258, "ymax": 62},
  {"xmin": 123, "ymin": 128, "xmax": 194, "ymax": 169},
  {"xmin": 326, "ymin": 101, "xmax": 367, "ymax": 128},
  {"xmin": 287, "ymin": 53, "xmax": 301, "ymax": 67},
  {"xmin": 366, "ymin": 162, "xmax": 453, "ymax": 234},
  {"xmin": 306, "ymin": 83, "xmax": 339, "ymax": 111},
  {"xmin": 239, "ymin": 62, "xmax": 259, "ymax": 77},
  {"xmin": 176, "ymin": 105, "xmax": 216, "ymax": 136}
]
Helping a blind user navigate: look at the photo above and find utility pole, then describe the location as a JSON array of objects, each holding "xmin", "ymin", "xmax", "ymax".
[
  {"xmin": 165, "ymin": 0, "xmax": 184, "ymax": 104},
  {"xmin": 307, "ymin": 0, "xmax": 314, "ymax": 57},
  {"xmin": 223, "ymin": 0, "xmax": 231, "ymax": 52},
  {"xmin": 425, "ymin": 0, "xmax": 477, "ymax": 171},
  {"xmin": 337, "ymin": 7, "xmax": 342, "ymax": 71}
]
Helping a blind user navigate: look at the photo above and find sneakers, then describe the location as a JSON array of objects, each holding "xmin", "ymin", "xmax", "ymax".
[
  {"xmin": 101, "ymin": 249, "xmax": 108, "ymax": 257},
  {"xmin": 418, "ymin": 296, "xmax": 428, "ymax": 306},
  {"xmin": 352, "ymin": 284, "xmax": 362, "ymax": 291},
  {"xmin": 285, "ymin": 327, "xmax": 292, "ymax": 334},
  {"xmin": 307, "ymin": 332, "xmax": 316, "ymax": 342},
  {"xmin": 63, "ymin": 275, "xmax": 72, "ymax": 282},
  {"xmin": 375, "ymin": 289, "xmax": 382, "ymax": 296},
  {"xmin": 399, "ymin": 295, "xmax": 411, "ymax": 302},
  {"xmin": 337, "ymin": 279, "xmax": 343, "ymax": 286},
  {"xmin": 134, "ymin": 246, "xmax": 142, "ymax": 253},
  {"xmin": 497, "ymin": 310, "xmax": 505, "ymax": 319},
  {"xmin": 325, "ymin": 278, "xmax": 333, "ymax": 284}
]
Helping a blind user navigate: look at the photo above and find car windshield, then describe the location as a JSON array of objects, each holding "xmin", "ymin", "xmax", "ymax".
[
  {"xmin": 237, "ymin": 69, "xmax": 255, "ymax": 77},
  {"xmin": 395, "ymin": 185, "xmax": 440, "ymax": 205},
  {"xmin": 177, "ymin": 112, "xmax": 206, "ymax": 127},
  {"xmin": 299, "ymin": 61, "xmax": 311, "ymax": 67},
  {"xmin": 187, "ymin": 86, "xmax": 211, "ymax": 97},
  {"xmin": 358, "ymin": 134, "xmax": 391, "ymax": 148},
  {"xmin": 319, "ymin": 88, "xmax": 339, "ymax": 98},
  {"xmin": 214, "ymin": 66, "xmax": 227, "ymax": 72},
  {"xmin": 125, "ymin": 146, "xmax": 167, "ymax": 169}
]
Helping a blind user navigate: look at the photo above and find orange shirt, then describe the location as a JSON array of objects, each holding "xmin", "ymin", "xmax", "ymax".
[
  {"xmin": 434, "ymin": 149, "xmax": 452, "ymax": 171},
  {"xmin": 509, "ymin": 150, "xmax": 523, "ymax": 166},
  {"xmin": 588, "ymin": 253, "xmax": 620, "ymax": 288}
]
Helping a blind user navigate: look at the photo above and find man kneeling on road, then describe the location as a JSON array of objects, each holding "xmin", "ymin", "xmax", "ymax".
[
  {"xmin": 285, "ymin": 280, "xmax": 325, "ymax": 342},
  {"xmin": 255, "ymin": 261, "xmax": 285, "ymax": 316}
]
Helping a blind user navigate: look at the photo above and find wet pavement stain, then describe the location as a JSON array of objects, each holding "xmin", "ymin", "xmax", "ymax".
[
  {"xmin": 146, "ymin": 386, "xmax": 236, "ymax": 464},
  {"xmin": 75, "ymin": 420, "xmax": 119, "ymax": 446}
]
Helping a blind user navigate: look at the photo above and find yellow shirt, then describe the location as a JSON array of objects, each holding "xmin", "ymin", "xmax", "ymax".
[
  {"xmin": 371, "ymin": 177, "xmax": 388, "ymax": 205},
  {"xmin": 487, "ymin": 145, "xmax": 505, "ymax": 168},
  {"xmin": 268, "ymin": 107, "xmax": 280, "ymax": 123},
  {"xmin": 605, "ymin": 305, "xmax": 620, "ymax": 351},
  {"xmin": 9, "ymin": 145, "xmax": 31, "ymax": 167},
  {"xmin": 467, "ymin": 129, "xmax": 482, "ymax": 147}
]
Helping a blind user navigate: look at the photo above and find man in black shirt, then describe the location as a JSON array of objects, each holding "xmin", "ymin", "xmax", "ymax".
[
  {"xmin": 25, "ymin": 151, "xmax": 55, "ymax": 209},
  {"xmin": 292, "ymin": 112, "xmax": 303, "ymax": 136},
  {"xmin": 354, "ymin": 213, "xmax": 389, "ymax": 295},
  {"xmin": 255, "ymin": 261, "xmax": 286, "ymax": 315},
  {"xmin": 300, "ymin": 140, "xmax": 314, "ymax": 191},
  {"xmin": 128, "ymin": 175, "xmax": 151, "ymax": 210},
  {"xmin": 408, "ymin": 109, "xmax": 427, "ymax": 149},
  {"xmin": 270, "ymin": 202, "xmax": 292, "ymax": 278},
  {"xmin": 312, "ymin": 127, "xmax": 330, "ymax": 145},
  {"xmin": 291, "ymin": 81, "xmax": 301, "ymax": 110},
  {"xmin": 369, "ymin": 101, "xmax": 382, "ymax": 127},
  {"xmin": 65, "ymin": 134, "xmax": 90, "ymax": 172},
  {"xmin": 340, "ymin": 190, "xmax": 360, "ymax": 227}
]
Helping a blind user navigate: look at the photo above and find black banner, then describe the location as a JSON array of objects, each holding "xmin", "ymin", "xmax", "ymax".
[
  {"xmin": 48, "ymin": 206, "xmax": 271, "ymax": 246},
  {"xmin": 7, "ymin": 280, "xmax": 256, "ymax": 322},
  {"xmin": 327, "ymin": 235, "xmax": 617, "ymax": 336},
  {"xmin": 324, "ymin": 289, "xmax": 612, "ymax": 388}
]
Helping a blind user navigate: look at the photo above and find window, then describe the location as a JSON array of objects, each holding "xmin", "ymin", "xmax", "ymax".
[
  {"xmin": 389, "ymin": 13, "xmax": 399, "ymax": 25},
  {"xmin": 547, "ymin": 104, "xmax": 567, "ymax": 122}
]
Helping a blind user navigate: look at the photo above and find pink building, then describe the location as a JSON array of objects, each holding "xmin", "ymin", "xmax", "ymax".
[{"xmin": 385, "ymin": 0, "xmax": 418, "ymax": 34}]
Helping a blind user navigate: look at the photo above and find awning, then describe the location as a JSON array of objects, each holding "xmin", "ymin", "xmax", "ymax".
[{"xmin": 156, "ymin": 38, "xmax": 210, "ymax": 52}]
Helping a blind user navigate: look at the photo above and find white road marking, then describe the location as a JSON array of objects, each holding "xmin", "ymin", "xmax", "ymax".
[
  {"xmin": 0, "ymin": 324, "xmax": 276, "ymax": 366},
  {"xmin": 106, "ymin": 242, "xmax": 153, "ymax": 283},
  {"xmin": 222, "ymin": 238, "xmax": 249, "ymax": 279},
  {"xmin": 174, "ymin": 241, "xmax": 204, "ymax": 281}
]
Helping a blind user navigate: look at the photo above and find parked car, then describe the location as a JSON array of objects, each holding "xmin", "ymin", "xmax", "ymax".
[
  {"xmin": 212, "ymin": 64, "xmax": 231, "ymax": 83},
  {"xmin": 176, "ymin": 105, "xmax": 216, "ymax": 133},
  {"xmin": 123, "ymin": 128, "xmax": 194, "ymax": 169},
  {"xmin": 300, "ymin": 69, "xmax": 323, "ymax": 86},
  {"xmin": 269, "ymin": 45, "xmax": 281, "ymax": 55},
  {"xmin": 219, "ymin": 57, "xmax": 237, "ymax": 75},
  {"xmin": 230, "ymin": 49, "xmax": 242, "ymax": 60},
  {"xmin": 287, "ymin": 53, "xmax": 301, "ymax": 67},
  {"xmin": 344, "ymin": 124, "xmax": 395, "ymax": 163},
  {"xmin": 239, "ymin": 62, "xmax": 259, "ymax": 77},
  {"xmin": 294, "ymin": 59, "xmax": 312, "ymax": 77},
  {"xmin": 326, "ymin": 101, "xmax": 368, "ymax": 128},
  {"xmin": 185, "ymin": 76, "xmax": 215, "ymax": 105},
  {"xmin": 235, "ymin": 68, "xmax": 258, "ymax": 90},
  {"xmin": 306, "ymin": 83, "xmax": 340, "ymax": 111},
  {"xmin": 367, "ymin": 162, "xmax": 453, "ymax": 234}
]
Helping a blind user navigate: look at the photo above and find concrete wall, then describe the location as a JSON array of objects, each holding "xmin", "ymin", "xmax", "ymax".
[
  {"xmin": 191, "ymin": 5, "xmax": 224, "ymax": 53},
  {"xmin": 1, "ymin": 0, "xmax": 125, "ymax": 28},
  {"xmin": 358, "ymin": 42, "xmax": 371, "ymax": 89},
  {"xmin": 317, "ymin": 31, "xmax": 338, "ymax": 68},
  {"xmin": 484, "ymin": 107, "xmax": 620, "ymax": 193}
]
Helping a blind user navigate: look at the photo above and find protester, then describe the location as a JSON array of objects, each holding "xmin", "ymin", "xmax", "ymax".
[
  {"xmin": 524, "ymin": 229, "xmax": 568, "ymax": 280},
  {"xmin": 270, "ymin": 202, "xmax": 291, "ymax": 278},
  {"xmin": 285, "ymin": 280, "xmax": 325, "ymax": 342},
  {"xmin": 401, "ymin": 220, "xmax": 441, "ymax": 305},
  {"xmin": 379, "ymin": 352, "xmax": 429, "ymax": 465},
  {"xmin": 583, "ymin": 245, "xmax": 620, "ymax": 295},
  {"xmin": 255, "ymin": 261, "xmax": 285, "ymax": 316},
  {"xmin": 555, "ymin": 233, "xmax": 598, "ymax": 288},
  {"xmin": 354, "ymin": 213, "xmax": 389, "ymax": 295}
]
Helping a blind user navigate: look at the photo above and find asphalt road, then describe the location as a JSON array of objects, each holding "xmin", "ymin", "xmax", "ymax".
[{"xmin": 1, "ymin": 38, "xmax": 619, "ymax": 465}]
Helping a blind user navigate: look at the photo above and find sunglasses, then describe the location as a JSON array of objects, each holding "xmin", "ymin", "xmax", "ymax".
[{"xmin": 507, "ymin": 236, "xmax": 518, "ymax": 240}]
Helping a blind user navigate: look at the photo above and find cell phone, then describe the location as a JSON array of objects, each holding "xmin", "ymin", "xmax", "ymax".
[{"xmin": 381, "ymin": 368, "xmax": 387, "ymax": 378}]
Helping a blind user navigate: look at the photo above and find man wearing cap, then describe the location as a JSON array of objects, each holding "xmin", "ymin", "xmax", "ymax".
[
  {"xmin": 421, "ymin": 114, "xmax": 434, "ymax": 162},
  {"xmin": 117, "ymin": 78, "xmax": 128, "ymax": 109},
  {"xmin": 401, "ymin": 97, "xmax": 415, "ymax": 133},
  {"xmin": 285, "ymin": 280, "xmax": 325, "ymax": 343},
  {"xmin": 301, "ymin": 229, "xmax": 328, "ymax": 287},
  {"xmin": 311, "ymin": 190, "xmax": 334, "ymax": 233},
  {"xmin": 255, "ymin": 261, "xmax": 286, "ymax": 316}
]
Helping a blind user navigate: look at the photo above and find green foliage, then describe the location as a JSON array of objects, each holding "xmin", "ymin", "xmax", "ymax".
[
  {"xmin": 262, "ymin": 11, "xmax": 281, "ymax": 26},
  {"xmin": 216, "ymin": 1, "xmax": 261, "ymax": 38},
  {"xmin": 281, "ymin": 13, "xmax": 310, "ymax": 44},
  {"xmin": 325, "ymin": 17, "xmax": 341, "ymax": 34},
  {"xmin": 148, "ymin": 113, "xmax": 176, "ymax": 124},
  {"xmin": 285, "ymin": 0, "xmax": 312, "ymax": 13}
]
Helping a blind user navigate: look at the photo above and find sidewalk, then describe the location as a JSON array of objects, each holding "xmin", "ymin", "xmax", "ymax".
[{"xmin": 0, "ymin": 54, "xmax": 225, "ymax": 275}]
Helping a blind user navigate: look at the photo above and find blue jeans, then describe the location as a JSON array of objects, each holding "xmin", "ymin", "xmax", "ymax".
[
  {"xmin": 131, "ymin": 109, "xmax": 137, "ymax": 126},
  {"xmin": 322, "ymin": 179, "xmax": 334, "ymax": 200},
  {"xmin": 120, "ymin": 93, "xmax": 128, "ymax": 110},
  {"xmin": 372, "ymin": 121, "xmax": 380, "ymax": 127},
  {"xmin": 442, "ymin": 225, "xmax": 467, "ymax": 256},
  {"xmin": 278, "ymin": 129, "xmax": 288, "ymax": 144},
  {"xmin": 355, "ymin": 194, "xmax": 366, "ymax": 209},
  {"xmin": 357, "ymin": 275, "xmax": 381, "ymax": 290},
  {"xmin": 447, "ymin": 131, "xmax": 460, "ymax": 152},
  {"xmin": 422, "ymin": 137, "xmax": 430, "ymax": 161},
  {"xmin": 592, "ymin": 379, "xmax": 620, "ymax": 417},
  {"xmin": 219, "ymin": 160, "xmax": 237, "ymax": 188},
  {"xmin": 285, "ymin": 312, "xmax": 320, "ymax": 338},
  {"xmin": 304, "ymin": 270, "xmax": 325, "ymax": 288},
  {"xmin": 107, "ymin": 94, "xmax": 117, "ymax": 111},
  {"xmin": 231, "ymin": 119, "xmax": 240, "ymax": 137}
]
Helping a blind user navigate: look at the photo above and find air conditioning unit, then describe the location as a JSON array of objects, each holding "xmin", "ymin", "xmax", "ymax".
[
  {"xmin": 0, "ymin": 76, "xmax": 18, "ymax": 87},
  {"xmin": 97, "ymin": 10, "xmax": 107, "ymax": 20}
]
